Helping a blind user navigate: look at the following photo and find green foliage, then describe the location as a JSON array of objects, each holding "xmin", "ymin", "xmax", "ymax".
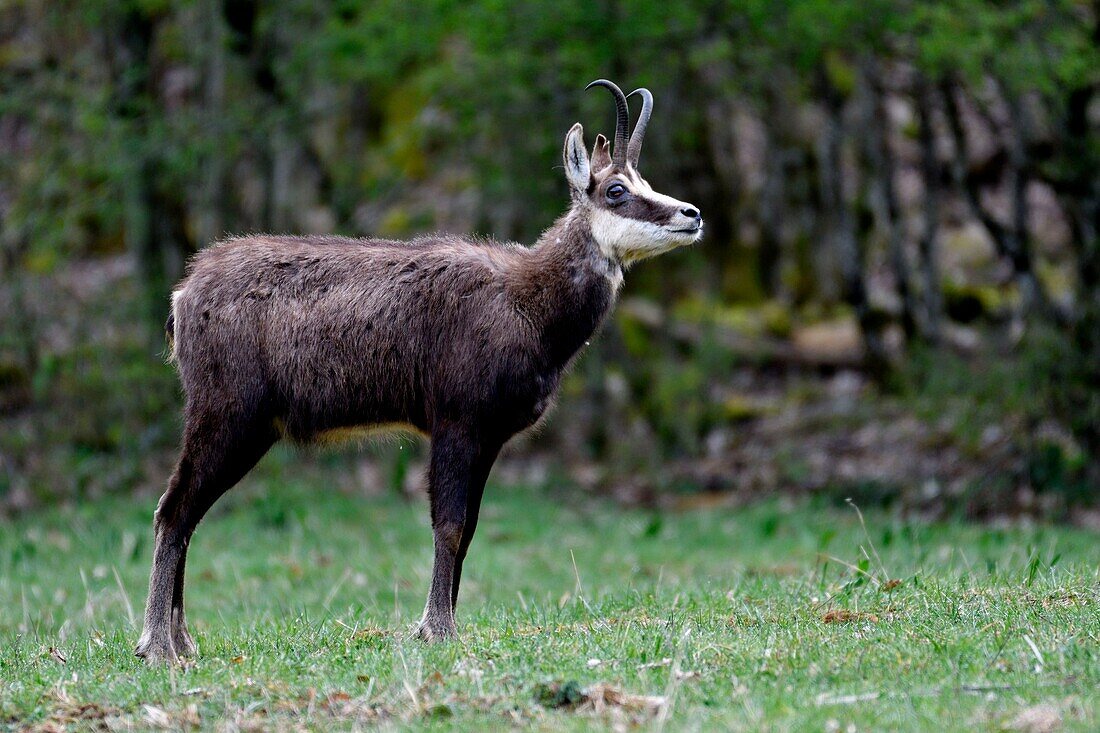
[
  {"xmin": 1026, "ymin": 324, "xmax": 1100, "ymax": 481},
  {"xmin": 901, "ymin": 342, "xmax": 1048, "ymax": 450},
  {"xmin": 3, "ymin": 0, "xmax": 1094, "ymax": 253},
  {"xmin": 2, "ymin": 0, "xmax": 1098, "ymax": 507},
  {"xmin": 912, "ymin": 0, "xmax": 1100, "ymax": 97},
  {"xmin": 0, "ymin": 269, "xmax": 179, "ymax": 507},
  {"xmin": 1028, "ymin": 441, "xmax": 1091, "ymax": 505},
  {"xmin": 899, "ymin": 330, "xmax": 1098, "ymax": 511}
]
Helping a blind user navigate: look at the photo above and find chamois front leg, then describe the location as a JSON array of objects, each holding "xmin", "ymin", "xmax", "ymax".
[
  {"xmin": 416, "ymin": 426, "xmax": 497, "ymax": 642},
  {"xmin": 451, "ymin": 440, "xmax": 501, "ymax": 610}
]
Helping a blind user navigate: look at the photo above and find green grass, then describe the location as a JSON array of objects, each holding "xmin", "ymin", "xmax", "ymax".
[{"xmin": 2, "ymin": 450, "xmax": 1098, "ymax": 731}]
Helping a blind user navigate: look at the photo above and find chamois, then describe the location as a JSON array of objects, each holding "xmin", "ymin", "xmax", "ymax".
[{"xmin": 135, "ymin": 79, "xmax": 703, "ymax": 663}]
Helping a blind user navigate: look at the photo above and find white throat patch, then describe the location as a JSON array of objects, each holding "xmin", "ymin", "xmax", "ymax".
[{"xmin": 589, "ymin": 207, "xmax": 678, "ymax": 264}]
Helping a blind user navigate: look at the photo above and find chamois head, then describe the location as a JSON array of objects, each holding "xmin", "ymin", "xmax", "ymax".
[{"xmin": 563, "ymin": 79, "xmax": 703, "ymax": 265}]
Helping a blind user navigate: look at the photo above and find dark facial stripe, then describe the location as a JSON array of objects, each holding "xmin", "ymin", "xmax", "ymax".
[
  {"xmin": 595, "ymin": 169, "xmax": 677, "ymax": 226},
  {"xmin": 618, "ymin": 194, "xmax": 675, "ymax": 225}
]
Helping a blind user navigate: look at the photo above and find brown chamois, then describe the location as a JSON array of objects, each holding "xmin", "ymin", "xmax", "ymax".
[{"xmin": 135, "ymin": 79, "xmax": 703, "ymax": 663}]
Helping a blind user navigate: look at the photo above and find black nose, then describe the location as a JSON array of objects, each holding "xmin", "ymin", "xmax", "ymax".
[{"xmin": 681, "ymin": 207, "xmax": 700, "ymax": 221}]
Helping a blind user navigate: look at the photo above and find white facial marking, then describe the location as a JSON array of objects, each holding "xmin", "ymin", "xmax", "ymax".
[
  {"xmin": 588, "ymin": 169, "xmax": 702, "ymax": 264},
  {"xmin": 632, "ymin": 176, "xmax": 693, "ymax": 212},
  {"xmin": 590, "ymin": 207, "xmax": 676, "ymax": 263},
  {"xmin": 167, "ymin": 288, "xmax": 187, "ymax": 360}
]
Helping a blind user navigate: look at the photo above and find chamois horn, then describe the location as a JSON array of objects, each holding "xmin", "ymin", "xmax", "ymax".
[
  {"xmin": 585, "ymin": 79, "xmax": 630, "ymax": 166},
  {"xmin": 626, "ymin": 88, "xmax": 653, "ymax": 168}
]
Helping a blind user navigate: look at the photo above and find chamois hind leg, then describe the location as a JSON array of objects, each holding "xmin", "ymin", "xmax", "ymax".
[
  {"xmin": 136, "ymin": 407, "xmax": 276, "ymax": 664},
  {"xmin": 416, "ymin": 426, "xmax": 498, "ymax": 642},
  {"xmin": 169, "ymin": 418, "xmax": 274, "ymax": 658},
  {"xmin": 170, "ymin": 543, "xmax": 197, "ymax": 658}
]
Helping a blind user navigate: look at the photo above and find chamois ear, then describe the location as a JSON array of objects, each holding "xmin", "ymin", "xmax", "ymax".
[
  {"xmin": 590, "ymin": 133, "xmax": 612, "ymax": 172},
  {"xmin": 563, "ymin": 123, "xmax": 591, "ymax": 195}
]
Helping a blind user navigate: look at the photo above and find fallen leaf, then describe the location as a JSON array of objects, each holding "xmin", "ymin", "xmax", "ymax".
[
  {"xmin": 584, "ymin": 684, "xmax": 667, "ymax": 716},
  {"xmin": 534, "ymin": 681, "xmax": 666, "ymax": 718},
  {"xmin": 822, "ymin": 610, "xmax": 879, "ymax": 624},
  {"xmin": 1006, "ymin": 704, "xmax": 1062, "ymax": 733},
  {"xmin": 44, "ymin": 689, "xmax": 116, "ymax": 728},
  {"xmin": 882, "ymin": 579, "xmax": 902, "ymax": 591},
  {"xmin": 142, "ymin": 705, "xmax": 171, "ymax": 729},
  {"xmin": 353, "ymin": 626, "xmax": 387, "ymax": 641}
]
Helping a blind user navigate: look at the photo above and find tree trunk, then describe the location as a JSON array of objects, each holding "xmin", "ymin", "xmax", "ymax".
[
  {"xmin": 1046, "ymin": 14, "xmax": 1100, "ymax": 472},
  {"xmin": 269, "ymin": 123, "xmax": 294, "ymax": 232},
  {"xmin": 198, "ymin": 0, "xmax": 228, "ymax": 249},
  {"xmin": 862, "ymin": 58, "xmax": 916, "ymax": 340},
  {"xmin": 698, "ymin": 97, "xmax": 740, "ymax": 298},
  {"xmin": 116, "ymin": 7, "xmax": 187, "ymax": 326},
  {"xmin": 758, "ymin": 88, "xmax": 790, "ymax": 300},
  {"xmin": 940, "ymin": 78, "xmax": 1055, "ymax": 328},
  {"xmin": 818, "ymin": 68, "xmax": 890, "ymax": 379},
  {"xmin": 1001, "ymin": 88, "xmax": 1046, "ymax": 322},
  {"xmin": 914, "ymin": 74, "xmax": 943, "ymax": 343},
  {"xmin": 0, "ymin": 235, "xmax": 38, "ymax": 376}
]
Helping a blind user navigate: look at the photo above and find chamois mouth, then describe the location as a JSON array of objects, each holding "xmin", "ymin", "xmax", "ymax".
[{"xmin": 671, "ymin": 225, "xmax": 703, "ymax": 234}]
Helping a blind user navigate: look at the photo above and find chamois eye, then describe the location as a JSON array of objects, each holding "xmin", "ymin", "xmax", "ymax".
[{"xmin": 606, "ymin": 183, "xmax": 626, "ymax": 201}]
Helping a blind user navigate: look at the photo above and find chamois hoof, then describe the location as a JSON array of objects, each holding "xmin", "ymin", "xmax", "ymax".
[
  {"xmin": 134, "ymin": 634, "xmax": 179, "ymax": 665},
  {"xmin": 414, "ymin": 619, "xmax": 458, "ymax": 643},
  {"xmin": 172, "ymin": 627, "xmax": 198, "ymax": 658},
  {"xmin": 169, "ymin": 608, "xmax": 199, "ymax": 658}
]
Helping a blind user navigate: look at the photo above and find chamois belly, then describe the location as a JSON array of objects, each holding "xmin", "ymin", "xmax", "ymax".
[
  {"xmin": 310, "ymin": 423, "xmax": 428, "ymax": 445},
  {"xmin": 277, "ymin": 365, "xmax": 427, "ymax": 443},
  {"xmin": 265, "ymin": 323, "xmax": 429, "ymax": 441},
  {"xmin": 279, "ymin": 356, "xmax": 556, "ymax": 444}
]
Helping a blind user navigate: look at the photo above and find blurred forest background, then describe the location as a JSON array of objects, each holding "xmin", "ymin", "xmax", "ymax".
[{"xmin": 1, "ymin": 0, "xmax": 1098, "ymax": 521}]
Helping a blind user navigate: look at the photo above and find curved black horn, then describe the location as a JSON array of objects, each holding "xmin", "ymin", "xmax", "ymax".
[
  {"xmin": 585, "ymin": 79, "xmax": 630, "ymax": 166},
  {"xmin": 626, "ymin": 88, "xmax": 653, "ymax": 168}
]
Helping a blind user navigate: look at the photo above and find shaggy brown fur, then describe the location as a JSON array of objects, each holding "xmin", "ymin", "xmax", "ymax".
[{"xmin": 135, "ymin": 83, "xmax": 702, "ymax": 663}]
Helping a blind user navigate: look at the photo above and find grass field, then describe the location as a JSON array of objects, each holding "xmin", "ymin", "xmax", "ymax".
[{"xmin": 2, "ymin": 449, "xmax": 1098, "ymax": 731}]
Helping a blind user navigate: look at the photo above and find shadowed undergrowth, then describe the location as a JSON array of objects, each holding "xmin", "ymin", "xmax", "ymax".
[{"xmin": 1, "ymin": 453, "xmax": 1097, "ymax": 730}]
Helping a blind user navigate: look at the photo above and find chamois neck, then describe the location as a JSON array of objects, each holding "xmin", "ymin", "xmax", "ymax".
[
  {"xmin": 512, "ymin": 208, "xmax": 621, "ymax": 365},
  {"xmin": 532, "ymin": 208, "xmax": 620, "ymax": 279}
]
